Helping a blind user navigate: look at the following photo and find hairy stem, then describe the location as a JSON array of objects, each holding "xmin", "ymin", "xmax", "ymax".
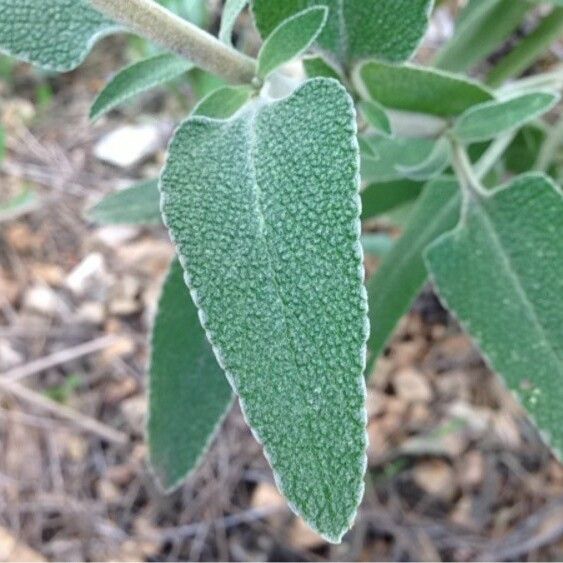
[
  {"xmin": 89, "ymin": 0, "xmax": 256, "ymax": 84},
  {"xmin": 449, "ymin": 138, "xmax": 488, "ymax": 204}
]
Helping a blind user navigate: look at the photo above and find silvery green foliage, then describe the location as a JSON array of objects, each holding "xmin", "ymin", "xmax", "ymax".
[
  {"xmin": 0, "ymin": 0, "xmax": 119, "ymax": 71},
  {"xmin": 219, "ymin": 0, "xmax": 249, "ymax": 44},
  {"xmin": 160, "ymin": 78, "xmax": 368, "ymax": 542},
  {"xmin": 90, "ymin": 54, "xmax": 193, "ymax": 121},
  {"xmin": 149, "ymin": 259, "xmax": 234, "ymax": 491},
  {"xmin": 252, "ymin": 0, "xmax": 434, "ymax": 64},
  {"xmin": 426, "ymin": 175, "xmax": 563, "ymax": 455}
]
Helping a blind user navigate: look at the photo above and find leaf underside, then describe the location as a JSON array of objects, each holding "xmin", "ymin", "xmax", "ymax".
[
  {"xmin": 160, "ymin": 78, "xmax": 368, "ymax": 542},
  {"xmin": 426, "ymin": 174, "xmax": 563, "ymax": 456},
  {"xmin": 149, "ymin": 259, "xmax": 234, "ymax": 491},
  {"xmin": 0, "ymin": 0, "xmax": 119, "ymax": 71},
  {"xmin": 252, "ymin": 0, "xmax": 433, "ymax": 64}
]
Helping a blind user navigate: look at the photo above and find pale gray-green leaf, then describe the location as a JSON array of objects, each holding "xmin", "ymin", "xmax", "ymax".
[
  {"xmin": 149, "ymin": 258, "xmax": 234, "ymax": 491},
  {"xmin": 257, "ymin": 7, "xmax": 328, "ymax": 79},
  {"xmin": 193, "ymin": 86, "xmax": 254, "ymax": 119},
  {"xmin": 86, "ymin": 179, "xmax": 161, "ymax": 225},
  {"xmin": 161, "ymin": 78, "xmax": 368, "ymax": 542},
  {"xmin": 361, "ymin": 137, "xmax": 437, "ymax": 183},
  {"xmin": 354, "ymin": 61, "xmax": 493, "ymax": 118},
  {"xmin": 396, "ymin": 137, "xmax": 451, "ymax": 181},
  {"xmin": 366, "ymin": 178, "xmax": 460, "ymax": 370},
  {"xmin": 303, "ymin": 55, "xmax": 343, "ymax": 81},
  {"xmin": 426, "ymin": 174, "xmax": 563, "ymax": 456},
  {"xmin": 90, "ymin": 54, "xmax": 193, "ymax": 121},
  {"xmin": 219, "ymin": 0, "xmax": 249, "ymax": 44},
  {"xmin": 252, "ymin": 0, "xmax": 433, "ymax": 64},
  {"xmin": 0, "ymin": 0, "xmax": 120, "ymax": 71},
  {"xmin": 453, "ymin": 91, "xmax": 560, "ymax": 144},
  {"xmin": 359, "ymin": 100, "xmax": 392, "ymax": 137}
]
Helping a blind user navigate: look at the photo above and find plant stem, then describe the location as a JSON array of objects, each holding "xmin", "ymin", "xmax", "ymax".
[
  {"xmin": 499, "ymin": 64, "xmax": 563, "ymax": 95},
  {"xmin": 486, "ymin": 8, "xmax": 563, "ymax": 88},
  {"xmin": 89, "ymin": 0, "xmax": 256, "ymax": 84},
  {"xmin": 449, "ymin": 138, "xmax": 487, "ymax": 203},
  {"xmin": 474, "ymin": 132, "xmax": 516, "ymax": 179}
]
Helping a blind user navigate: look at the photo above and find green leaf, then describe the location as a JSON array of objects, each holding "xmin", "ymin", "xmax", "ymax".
[
  {"xmin": 193, "ymin": 86, "xmax": 254, "ymax": 119},
  {"xmin": 366, "ymin": 178, "xmax": 460, "ymax": 369},
  {"xmin": 433, "ymin": 0, "xmax": 529, "ymax": 73},
  {"xmin": 257, "ymin": 6, "xmax": 328, "ymax": 79},
  {"xmin": 149, "ymin": 259, "xmax": 234, "ymax": 491},
  {"xmin": 90, "ymin": 54, "xmax": 193, "ymax": 121},
  {"xmin": 453, "ymin": 91, "xmax": 560, "ymax": 144},
  {"xmin": 396, "ymin": 137, "xmax": 451, "ymax": 181},
  {"xmin": 302, "ymin": 55, "xmax": 343, "ymax": 81},
  {"xmin": 361, "ymin": 137, "xmax": 437, "ymax": 183},
  {"xmin": 161, "ymin": 78, "xmax": 368, "ymax": 542},
  {"xmin": 505, "ymin": 125, "xmax": 546, "ymax": 174},
  {"xmin": 359, "ymin": 101, "xmax": 392, "ymax": 138},
  {"xmin": 361, "ymin": 234, "xmax": 394, "ymax": 257},
  {"xmin": 0, "ymin": 188, "xmax": 39, "ymax": 222},
  {"xmin": 361, "ymin": 180, "xmax": 423, "ymax": 220},
  {"xmin": 219, "ymin": 0, "xmax": 249, "ymax": 44},
  {"xmin": 0, "ymin": 0, "xmax": 119, "ymax": 71},
  {"xmin": 252, "ymin": 0, "xmax": 433, "ymax": 65},
  {"xmin": 354, "ymin": 61, "xmax": 493, "ymax": 118},
  {"xmin": 86, "ymin": 179, "xmax": 161, "ymax": 225},
  {"xmin": 426, "ymin": 174, "xmax": 563, "ymax": 456}
]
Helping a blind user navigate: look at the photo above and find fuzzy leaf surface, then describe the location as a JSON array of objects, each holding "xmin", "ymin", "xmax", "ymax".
[
  {"xmin": 366, "ymin": 178, "xmax": 460, "ymax": 369},
  {"xmin": 161, "ymin": 78, "xmax": 368, "ymax": 542},
  {"xmin": 257, "ymin": 7, "xmax": 328, "ymax": 79},
  {"xmin": 0, "ymin": 0, "xmax": 119, "ymax": 71},
  {"xmin": 426, "ymin": 174, "xmax": 563, "ymax": 456},
  {"xmin": 219, "ymin": 0, "xmax": 249, "ymax": 44},
  {"xmin": 354, "ymin": 61, "xmax": 493, "ymax": 118},
  {"xmin": 149, "ymin": 259, "xmax": 234, "ymax": 491},
  {"xmin": 86, "ymin": 179, "xmax": 161, "ymax": 226},
  {"xmin": 90, "ymin": 54, "xmax": 193, "ymax": 121},
  {"xmin": 252, "ymin": 0, "xmax": 433, "ymax": 64},
  {"xmin": 193, "ymin": 86, "xmax": 254, "ymax": 119},
  {"xmin": 453, "ymin": 91, "xmax": 560, "ymax": 143}
]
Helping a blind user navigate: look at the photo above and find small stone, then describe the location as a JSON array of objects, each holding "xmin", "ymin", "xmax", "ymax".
[
  {"xmin": 394, "ymin": 368, "xmax": 432, "ymax": 403},
  {"xmin": 458, "ymin": 451, "xmax": 485, "ymax": 488},
  {"xmin": 109, "ymin": 298, "xmax": 141, "ymax": 317},
  {"xmin": 413, "ymin": 459, "xmax": 457, "ymax": 501},
  {"xmin": 121, "ymin": 396, "xmax": 147, "ymax": 433},
  {"xmin": 95, "ymin": 225, "xmax": 140, "ymax": 248},
  {"xmin": 94, "ymin": 124, "xmax": 163, "ymax": 168},
  {"xmin": 66, "ymin": 253, "xmax": 110, "ymax": 298},
  {"xmin": 23, "ymin": 284, "xmax": 68, "ymax": 317},
  {"xmin": 75, "ymin": 302, "xmax": 105, "ymax": 325},
  {"xmin": 287, "ymin": 517, "xmax": 325, "ymax": 550}
]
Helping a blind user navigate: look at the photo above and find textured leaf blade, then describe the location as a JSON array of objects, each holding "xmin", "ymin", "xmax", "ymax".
[
  {"xmin": 90, "ymin": 54, "xmax": 193, "ymax": 121},
  {"xmin": 193, "ymin": 86, "xmax": 254, "ymax": 119},
  {"xmin": 86, "ymin": 179, "xmax": 161, "ymax": 226},
  {"xmin": 149, "ymin": 259, "xmax": 234, "ymax": 491},
  {"xmin": 303, "ymin": 55, "xmax": 343, "ymax": 81},
  {"xmin": 453, "ymin": 91, "xmax": 560, "ymax": 144},
  {"xmin": 0, "ymin": 0, "xmax": 119, "ymax": 71},
  {"xmin": 252, "ymin": 0, "xmax": 433, "ymax": 64},
  {"xmin": 219, "ymin": 0, "xmax": 249, "ymax": 44},
  {"xmin": 354, "ymin": 61, "xmax": 493, "ymax": 118},
  {"xmin": 426, "ymin": 174, "xmax": 563, "ymax": 456},
  {"xmin": 366, "ymin": 178, "xmax": 460, "ymax": 368},
  {"xmin": 257, "ymin": 7, "xmax": 328, "ymax": 79},
  {"xmin": 161, "ymin": 78, "xmax": 368, "ymax": 542}
]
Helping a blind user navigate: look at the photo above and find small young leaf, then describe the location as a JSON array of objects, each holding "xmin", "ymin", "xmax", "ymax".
[
  {"xmin": 426, "ymin": 174, "xmax": 563, "ymax": 456},
  {"xmin": 396, "ymin": 137, "xmax": 451, "ymax": 181},
  {"xmin": 0, "ymin": 0, "xmax": 119, "ymax": 71},
  {"xmin": 161, "ymin": 78, "xmax": 368, "ymax": 542},
  {"xmin": 86, "ymin": 179, "xmax": 161, "ymax": 226},
  {"xmin": 193, "ymin": 86, "xmax": 254, "ymax": 119},
  {"xmin": 453, "ymin": 91, "xmax": 560, "ymax": 144},
  {"xmin": 361, "ymin": 137, "xmax": 437, "ymax": 183},
  {"xmin": 366, "ymin": 178, "xmax": 460, "ymax": 369},
  {"xmin": 361, "ymin": 180, "xmax": 423, "ymax": 220},
  {"xmin": 219, "ymin": 0, "xmax": 249, "ymax": 44},
  {"xmin": 257, "ymin": 6, "xmax": 328, "ymax": 79},
  {"xmin": 90, "ymin": 54, "xmax": 193, "ymax": 121},
  {"xmin": 303, "ymin": 55, "xmax": 343, "ymax": 81},
  {"xmin": 359, "ymin": 101, "xmax": 392, "ymax": 137},
  {"xmin": 252, "ymin": 0, "xmax": 433, "ymax": 65},
  {"xmin": 354, "ymin": 61, "xmax": 493, "ymax": 117},
  {"xmin": 149, "ymin": 259, "xmax": 234, "ymax": 491}
]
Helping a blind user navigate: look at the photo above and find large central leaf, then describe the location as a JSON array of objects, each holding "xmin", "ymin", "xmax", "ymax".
[
  {"xmin": 160, "ymin": 78, "xmax": 368, "ymax": 542},
  {"xmin": 252, "ymin": 0, "xmax": 433, "ymax": 64}
]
